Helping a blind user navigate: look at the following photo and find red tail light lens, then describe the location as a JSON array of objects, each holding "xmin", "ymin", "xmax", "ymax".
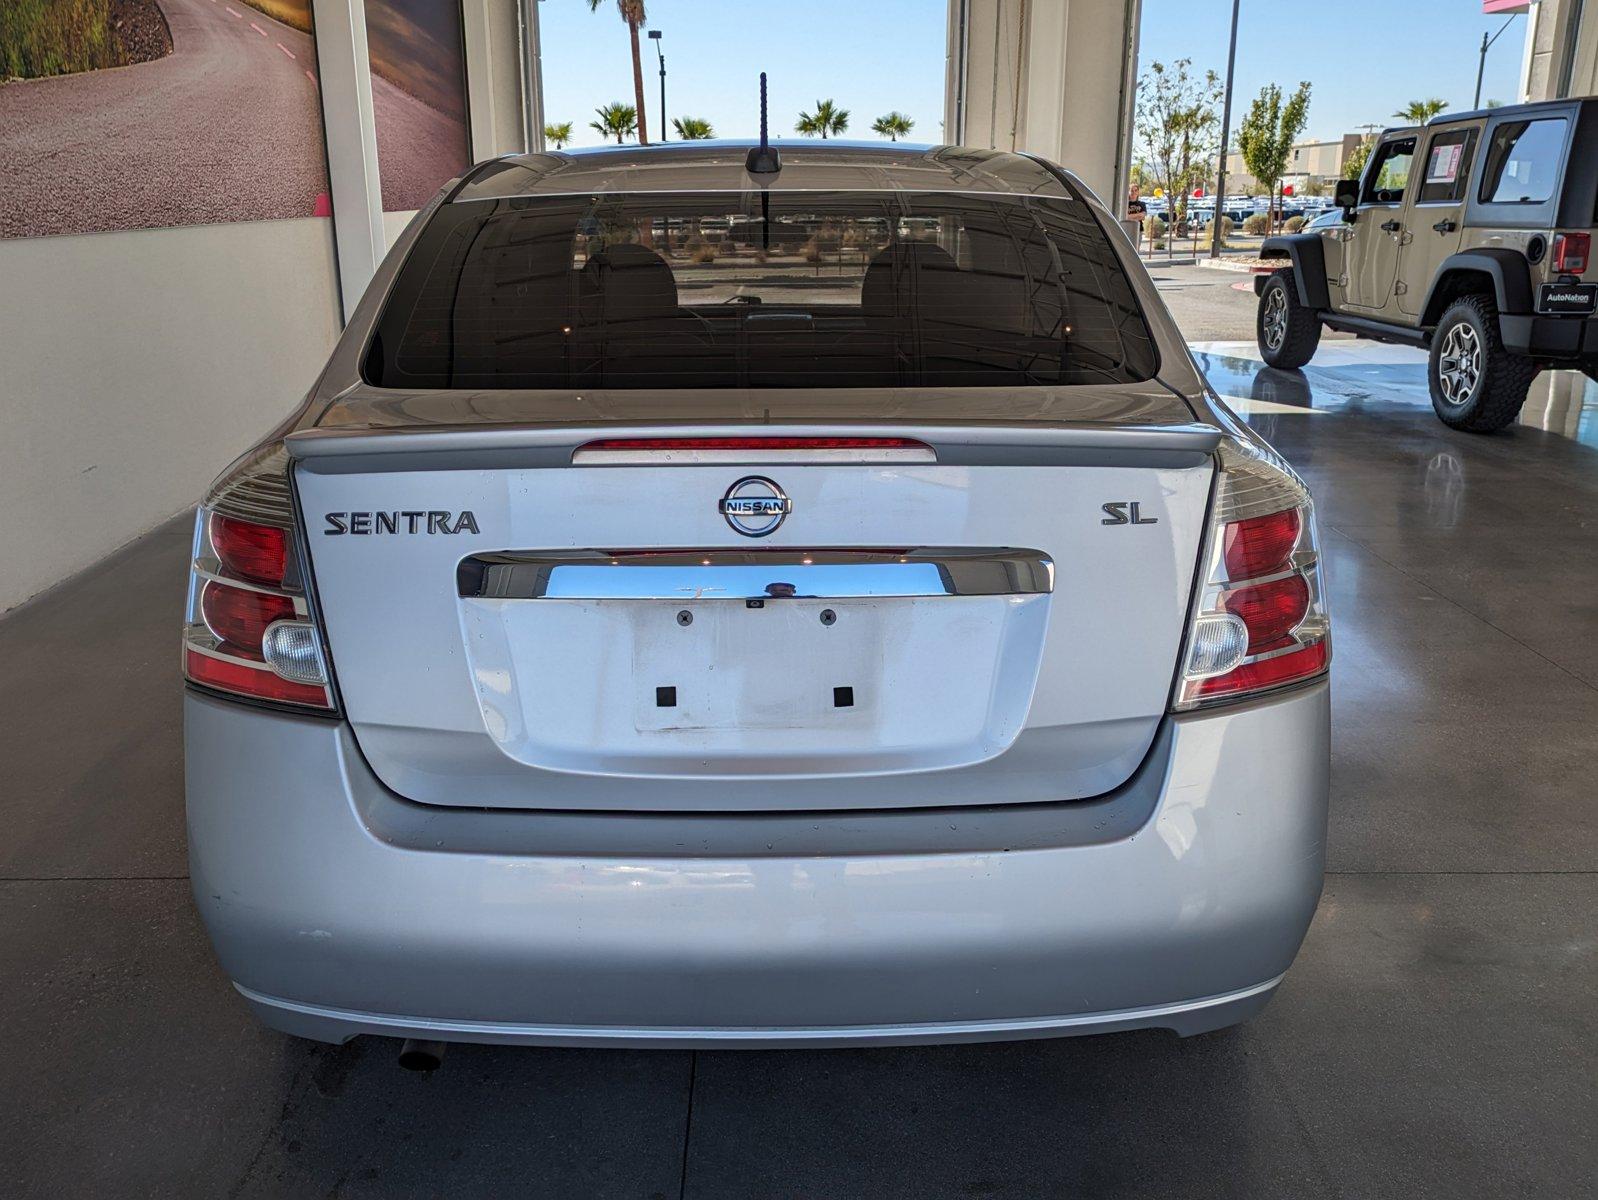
[
  {"xmin": 1222, "ymin": 508, "xmax": 1300, "ymax": 580},
  {"xmin": 185, "ymin": 647, "xmax": 332, "ymax": 707},
  {"xmin": 200, "ymin": 581, "xmax": 295, "ymax": 656},
  {"xmin": 209, "ymin": 512, "xmax": 288, "ymax": 586},
  {"xmin": 1191, "ymin": 642, "xmax": 1329, "ymax": 701},
  {"xmin": 1552, "ymin": 232, "xmax": 1590, "ymax": 274},
  {"xmin": 1222, "ymin": 575, "xmax": 1311, "ymax": 653},
  {"xmin": 573, "ymin": 436, "xmax": 937, "ymax": 463}
]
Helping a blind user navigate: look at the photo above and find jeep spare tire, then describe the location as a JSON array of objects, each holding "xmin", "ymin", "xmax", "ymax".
[
  {"xmin": 1428, "ymin": 295, "xmax": 1537, "ymax": 432},
  {"xmin": 1256, "ymin": 269, "xmax": 1321, "ymax": 369}
]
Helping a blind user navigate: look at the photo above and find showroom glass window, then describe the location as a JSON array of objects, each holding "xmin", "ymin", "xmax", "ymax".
[
  {"xmin": 1479, "ymin": 119, "xmax": 1568, "ymax": 204},
  {"xmin": 366, "ymin": 191, "xmax": 1159, "ymax": 391}
]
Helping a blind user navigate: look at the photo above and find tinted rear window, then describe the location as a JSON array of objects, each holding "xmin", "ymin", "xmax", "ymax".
[
  {"xmin": 1480, "ymin": 118, "xmax": 1568, "ymax": 204},
  {"xmin": 365, "ymin": 190, "xmax": 1158, "ymax": 390}
]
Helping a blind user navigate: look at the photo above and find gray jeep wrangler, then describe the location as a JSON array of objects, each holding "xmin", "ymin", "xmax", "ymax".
[{"xmin": 1255, "ymin": 97, "xmax": 1598, "ymax": 431}]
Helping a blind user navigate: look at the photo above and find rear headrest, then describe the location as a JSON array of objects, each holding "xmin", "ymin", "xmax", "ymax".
[
  {"xmin": 583, "ymin": 242, "xmax": 679, "ymax": 322},
  {"xmin": 861, "ymin": 241, "xmax": 960, "ymax": 318}
]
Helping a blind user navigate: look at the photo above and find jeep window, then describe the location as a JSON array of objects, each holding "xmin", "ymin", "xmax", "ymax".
[
  {"xmin": 1362, "ymin": 138, "xmax": 1415, "ymax": 205},
  {"xmin": 1416, "ymin": 128, "xmax": 1477, "ymax": 204},
  {"xmin": 364, "ymin": 190, "xmax": 1158, "ymax": 391},
  {"xmin": 1480, "ymin": 118, "xmax": 1568, "ymax": 204}
]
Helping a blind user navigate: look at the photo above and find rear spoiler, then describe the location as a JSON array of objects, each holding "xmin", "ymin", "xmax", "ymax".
[{"xmin": 286, "ymin": 422, "xmax": 1224, "ymax": 475}]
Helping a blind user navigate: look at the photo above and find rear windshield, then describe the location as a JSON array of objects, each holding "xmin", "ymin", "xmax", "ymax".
[{"xmin": 364, "ymin": 190, "xmax": 1158, "ymax": 390}]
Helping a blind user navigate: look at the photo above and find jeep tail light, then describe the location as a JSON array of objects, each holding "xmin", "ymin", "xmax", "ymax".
[
  {"xmin": 182, "ymin": 443, "xmax": 336, "ymax": 711},
  {"xmin": 1552, "ymin": 232, "xmax": 1590, "ymax": 274},
  {"xmin": 1174, "ymin": 438, "xmax": 1330, "ymax": 709}
]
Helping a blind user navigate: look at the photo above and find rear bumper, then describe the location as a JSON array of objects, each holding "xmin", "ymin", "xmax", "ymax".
[
  {"xmin": 185, "ymin": 682, "xmax": 1330, "ymax": 1048},
  {"xmin": 1499, "ymin": 313, "xmax": 1598, "ymax": 359}
]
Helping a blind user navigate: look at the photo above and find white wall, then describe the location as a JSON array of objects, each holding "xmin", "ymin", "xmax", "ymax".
[
  {"xmin": 0, "ymin": 217, "xmax": 342, "ymax": 612},
  {"xmin": 945, "ymin": 0, "xmax": 1140, "ymax": 203}
]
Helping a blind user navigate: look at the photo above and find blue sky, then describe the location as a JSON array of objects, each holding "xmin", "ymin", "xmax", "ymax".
[
  {"xmin": 538, "ymin": 0, "xmax": 948, "ymax": 147},
  {"xmin": 538, "ymin": 0, "xmax": 1528, "ymax": 150}
]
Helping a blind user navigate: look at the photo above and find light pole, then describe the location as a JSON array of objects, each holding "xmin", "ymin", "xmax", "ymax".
[
  {"xmin": 1474, "ymin": 14, "xmax": 1519, "ymax": 109},
  {"xmin": 648, "ymin": 29, "xmax": 666, "ymax": 140},
  {"xmin": 1210, "ymin": 0, "xmax": 1241, "ymax": 260}
]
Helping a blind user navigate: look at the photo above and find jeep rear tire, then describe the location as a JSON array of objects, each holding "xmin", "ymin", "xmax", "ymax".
[
  {"xmin": 1428, "ymin": 295, "xmax": 1538, "ymax": 432},
  {"xmin": 1256, "ymin": 269, "xmax": 1321, "ymax": 369}
]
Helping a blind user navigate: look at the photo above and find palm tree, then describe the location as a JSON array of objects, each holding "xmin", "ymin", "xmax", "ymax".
[
  {"xmin": 796, "ymin": 99, "xmax": 849, "ymax": 139},
  {"xmin": 544, "ymin": 121, "xmax": 574, "ymax": 149},
  {"xmin": 871, "ymin": 111, "xmax": 914, "ymax": 141},
  {"xmin": 587, "ymin": 0, "xmax": 650, "ymax": 145},
  {"xmin": 1393, "ymin": 98, "xmax": 1448, "ymax": 123},
  {"xmin": 672, "ymin": 116, "xmax": 715, "ymax": 140},
  {"xmin": 590, "ymin": 103, "xmax": 638, "ymax": 145}
]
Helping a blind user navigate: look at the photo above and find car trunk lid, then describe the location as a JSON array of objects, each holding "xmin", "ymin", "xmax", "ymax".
[{"xmin": 292, "ymin": 413, "xmax": 1217, "ymax": 813}]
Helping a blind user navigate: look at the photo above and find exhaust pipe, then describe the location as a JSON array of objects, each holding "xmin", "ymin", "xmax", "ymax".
[{"xmin": 398, "ymin": 1039, "xmax": 447, "ymax": 1072}]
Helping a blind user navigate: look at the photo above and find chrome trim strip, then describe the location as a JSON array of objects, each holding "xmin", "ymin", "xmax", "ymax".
[{"xmin": 458, "ymin": 548, "xmax": 1054, "ymax": 600}]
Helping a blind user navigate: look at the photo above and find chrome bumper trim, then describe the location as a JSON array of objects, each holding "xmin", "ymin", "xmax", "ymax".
[{"xmin": 457, "ymin": 547, "xmax": 1055, "ymax": 600}]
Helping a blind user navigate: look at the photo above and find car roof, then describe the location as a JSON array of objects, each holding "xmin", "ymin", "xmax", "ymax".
[
  {"xmin": 1372, "ymin": 95, "xmax": 1598, "ymax": 139},
  {"xmin": 451, "ymin": 140, "xmax": 1082, "ymax": 203}
]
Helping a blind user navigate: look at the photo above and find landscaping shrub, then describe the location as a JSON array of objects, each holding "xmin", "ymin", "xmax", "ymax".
[
  {"xmin": 1285, "ymin": 215, "xmax": 1307, "ymax": 232},
  {"xmin": 1243, "ymin": 213, "xmax": 1271, "ymax": 236},
  {"xmin": 0, "ymin": 0, "xmax": 171, "ymax": 78}
]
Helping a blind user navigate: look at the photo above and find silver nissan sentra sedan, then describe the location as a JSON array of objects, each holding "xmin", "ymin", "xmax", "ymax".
[{"xmin": 183, "ymin": 140, "xmax": 1330, "ymax": 1053}]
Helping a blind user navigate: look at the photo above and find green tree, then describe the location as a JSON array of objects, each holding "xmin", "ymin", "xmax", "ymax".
[
  {"xmin": 672, "ymin": 116, "xmax": 715, "ymax": 140},
  {"xmin": 1237, "ymin": 81, "xmax": 1312, "ymax": 231},
  {"xmin": 871, "ymin": 111, "xmax": 915, "ymax": 141},
  {"xmin": 1393, "ymin": 98, "xmax": 1448, "ymax": 123},
  {"xmin": 1342, "ymin": 137, "xmax": 1375, "ymax": 181},
  {"xmin": 544, "ymin": 121, "xmax": 574, "ymax": 149},
  {"xmin": 590, "ymin": 102, "xmax": 639, "ymax": 144},
  {"xmin": 796, "ymin": 99, "xmax": 849, "ymax": 139},
  {"xmin": 588, "ymin": 0, "xmax": 651, "ymax": 144},
  {"xmin": 1134, "ymin": 59, "xmax": 1224, "ymax": 227}
]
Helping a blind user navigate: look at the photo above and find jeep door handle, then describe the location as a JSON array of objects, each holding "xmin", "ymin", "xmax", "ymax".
[
  {"xmin": 1432, "ymin": 219, "xmax": 1458, "ymax": 234},
  {"xmin": 1381, "ymin": 219, "xmax": 1402, "ymax": 233}
]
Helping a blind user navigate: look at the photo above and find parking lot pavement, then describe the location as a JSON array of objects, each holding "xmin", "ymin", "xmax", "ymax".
[{"xmin": 3, "ymin": 342, "xmax": 1596, "ymax": 1199}]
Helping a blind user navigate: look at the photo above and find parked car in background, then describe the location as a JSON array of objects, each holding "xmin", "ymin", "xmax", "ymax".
[
  {"xmin": 184, "ymin": 140, "xmax": 1331, "ymax": 1057},
  {"xmin": 1256, "ymin": 97, "xmax": 1598, "ymax": 430}
]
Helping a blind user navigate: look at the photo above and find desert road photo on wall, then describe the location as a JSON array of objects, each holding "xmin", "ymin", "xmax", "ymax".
[{"xmin": 0, "ymin": 0, "xmax": 470, "ymax": 239}]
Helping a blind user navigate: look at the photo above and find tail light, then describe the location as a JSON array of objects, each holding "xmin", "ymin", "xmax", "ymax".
[
  {"xmin": 1174, "ymin": 438, "xmax": 1330, "ymax": 709},
  {"xmin": 1552, "ymin": 232, "xmax": 1590, "ymax": 274},
  {"xmin": 182, "ymin": 443, "xmax": 336, "ymax": 711}
]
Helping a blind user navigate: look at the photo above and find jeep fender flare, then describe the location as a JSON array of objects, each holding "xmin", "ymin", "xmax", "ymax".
[
  {"xmin": 1420, "ymin": 250, "xmax": 1535, "ymax": 325},
  {"xmin": 1258, "ymin": 234, "xmax": 1331, "ymax": 310}
]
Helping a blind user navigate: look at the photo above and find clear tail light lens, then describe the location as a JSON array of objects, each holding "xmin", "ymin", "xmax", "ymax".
[
  {"xmin": 1174, "ymin": 438, "xmax": 1330, "ymax": 709},
  {"xmin": 183, "ymin": 444, "xmax": 336, "ymax": 711}
]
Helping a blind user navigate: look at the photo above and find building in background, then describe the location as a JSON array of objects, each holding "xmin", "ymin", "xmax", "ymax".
[
  {"xmin": 1490, "ymin": 0, "xmax": 1598, "ymax": 99},
  {"xmin": 1222, "ymin": 133, "xmax": 1365, "ymax": 195}
]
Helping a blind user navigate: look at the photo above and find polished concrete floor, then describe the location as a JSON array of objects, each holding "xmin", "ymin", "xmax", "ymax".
[{"xmin": 4, "ymin": 346, "xmax": 1596, "ymax": 1198}]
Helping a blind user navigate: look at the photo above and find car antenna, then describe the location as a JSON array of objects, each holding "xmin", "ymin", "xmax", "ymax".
[
  {"xmin": 744, "ymin": 72, "xmax": 779, "ymax": 253},
  {"xmin": 745, "ymin": 72, "xmax": 781, "ymax": 175}
]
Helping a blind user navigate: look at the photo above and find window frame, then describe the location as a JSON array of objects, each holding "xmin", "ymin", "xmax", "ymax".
[
  {"xmin": 1361, "ymin": 136, "xmax": 1417, "ymax": 207},
  {"xmin": 1477, "ymin": 116, "xmax": 1570, "ymax": 207},
  {"xmin": 1414, "ymin": 126, "xmax": 1479, "ymax": 206}
]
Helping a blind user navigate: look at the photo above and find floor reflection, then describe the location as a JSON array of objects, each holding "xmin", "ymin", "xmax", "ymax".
[{"xmin": 1188, "ymin": 341, "xmax": 1598, "ymax": 449}]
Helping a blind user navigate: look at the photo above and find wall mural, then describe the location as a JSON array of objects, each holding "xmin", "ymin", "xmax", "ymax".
[
  {"xmin": 364, "ymin": 0, "xmax": 471, "ymax": 212},
  {"xmin": 0, "ymin": 0, "xmax": 332, "ymax": 238},
  {"xmin": 0, "ymin": 0, "xmax": 471, "ymax": 240}
]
